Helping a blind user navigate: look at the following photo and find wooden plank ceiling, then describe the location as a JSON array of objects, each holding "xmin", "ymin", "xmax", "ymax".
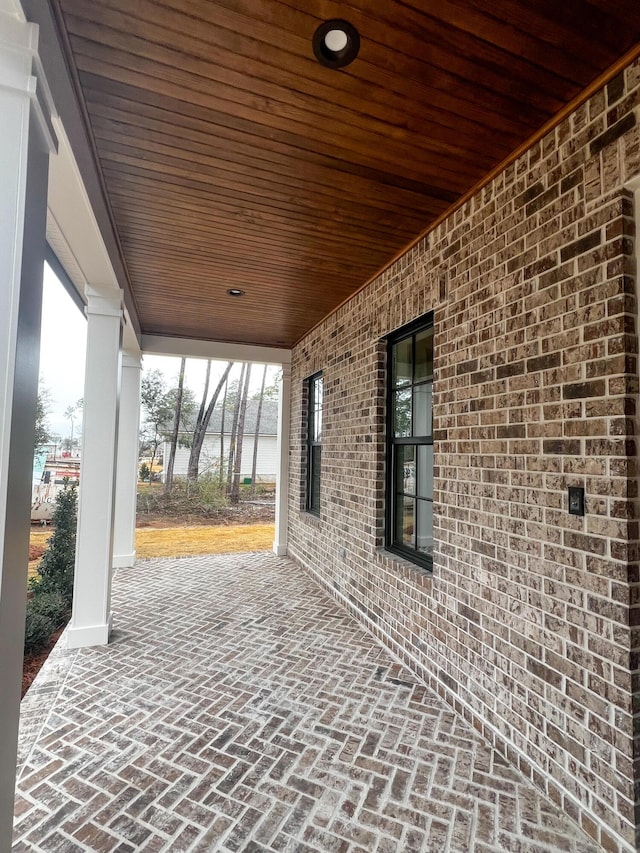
[{"xmin": 54, "ymin": 0, "xmax": 640, "ymax": 348}]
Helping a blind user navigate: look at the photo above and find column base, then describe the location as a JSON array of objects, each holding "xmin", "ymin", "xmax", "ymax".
[
  {"xmin": 272, "ymin": 542, "xmax": 288, "ymax": 557},
  {"xmin": 112, "ymin": 551, "xmax": 136, "ymax": 569},
  {"xmin": 67, "ymin": 613, "xmax": 113, "ymax": 649}
]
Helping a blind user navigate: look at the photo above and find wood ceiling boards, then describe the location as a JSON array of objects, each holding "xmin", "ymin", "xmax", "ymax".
[{"xmin": 54, "ymin": 0, "xmax": 640, "ymax": 348}]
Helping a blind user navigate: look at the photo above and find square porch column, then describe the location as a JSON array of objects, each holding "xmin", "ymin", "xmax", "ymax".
[
  {"xmin": 0, "ymin": 2, "xmax": 56, "ymax": 845},
  {"xmin": 112, "ymin": 349, "xmax": 141, "ymax": 569},
  {"xmin": 273, "ymin": 364, "xmax": 291, "ymax": 556},
  {"xmin": 67, "ymin": 290, "xmax": 123, "ymax": 648}
]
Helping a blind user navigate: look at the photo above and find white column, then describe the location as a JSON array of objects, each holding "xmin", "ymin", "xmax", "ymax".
[
  {"xmin": 112, "ymin": 349, "xmax": 141, "ymax": 569},
  {"xmin": 273, "ymin": 365, "xmax": 291, "ymax": 556},
  {"xmin": 0, "ymin": 4, "xmax": 56, "ymax": 847},
  {"xmin": 68, "ymin": 290, "xmax": 123, "ymax": 648}
]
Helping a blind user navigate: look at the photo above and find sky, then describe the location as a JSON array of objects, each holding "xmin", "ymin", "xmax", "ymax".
[
  {"xmin": 39, "ymin": 266, "xmax": 280, "ymax": 443},
  {"xmin": 40, "ymin": 264, "xmax": 87, "ymax": 439}
]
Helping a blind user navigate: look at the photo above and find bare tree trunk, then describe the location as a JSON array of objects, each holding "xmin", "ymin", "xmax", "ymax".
[
  {"xmin": 187, "ymin": 361, "xmax": 233, "ymax": 483},
  {"xmin": 226, "ymin": 363, "xmax": 245, "ymax": 496},
  {"xmin": 149, "ymin": 431, "xmax": 159, "ymax": 480},
  {"xmin": 165, "ymin": 358, "xmax": 186, "ymax": 492},
  {"xmin": 250, "ymin": 364, "xmax": 267, "ymax": 495},
  {"xmin": 219, "ymin": 376, "xmax": 228, "ymax": 488},
  {"xmin": 231, "ymin": 364, "xmax": 251, "ymax": 504},
  {"xmin": 187, "ymin": 360, "xmax": 211, "ymax": 482}
]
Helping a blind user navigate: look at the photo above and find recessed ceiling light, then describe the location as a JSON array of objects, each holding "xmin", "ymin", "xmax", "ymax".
[
  {"xmin": 313, "ymin": 19, "xmax": 360, "ymax": 69},
  {"xmin": 324, "ymin": 29, "xmax": 348, "ymax": 53},
  {"xmin": 226, "ymin": 288, "xmax": 245, "ymax": 297}
]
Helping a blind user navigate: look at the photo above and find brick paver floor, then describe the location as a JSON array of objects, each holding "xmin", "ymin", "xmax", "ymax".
[{"xmin": 13, "ymin": 553, "xmax": 600, "ymax": 852}]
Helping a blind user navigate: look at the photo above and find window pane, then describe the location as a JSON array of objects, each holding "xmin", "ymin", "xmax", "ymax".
[
  {"xmin": 311, "ymin": 377, "xmax": 323, "ymax": 442},
  {"xmin": 310, "ymin": 445, "xmax": 321, "ymax": 512},
  {"xmin": 415, "ymin": 327, "xmax": 434, "ymax": 382},
  {"xmin": 392, "ymin": 338, "xmax": 412, "ymax": 387},
  {"xmin": 387, "ymin": 315, "xmax": 434, "ymax": 566},
  {"xmin": 396, "ymin": 496, "xmax": 415, "ymax": 548},
  {"xmin": 416, "ymin": 500, "xmax": 433, "ymax": 556},
  {"xmin": 394, "ymin": 388, "xmax": 412, "ymax": 437},
  {"xmin": 307, "ymin": 373, "xmax": 322, "ymax": 513},
  {"xmin": 417, "ymin": 445, "xmax": 433, "ymax": 499},
  {"xmin": 396, "ymin": 445, "xmax": 415, "ymax": 495},
  {"xmin": 413, "ymin": 382, "xmax": 432, "ymax": 436}
]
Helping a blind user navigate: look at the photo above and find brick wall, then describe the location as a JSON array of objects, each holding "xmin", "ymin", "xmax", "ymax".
[{"xmin": 289, "ymin": 63, "xmax": 640, "ymax": 852}]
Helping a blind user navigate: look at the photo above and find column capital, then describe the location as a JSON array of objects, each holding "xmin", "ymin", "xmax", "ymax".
[
  {"xmin": 0, "ymin": 1, "xmax": 26, "ymax": 19},
  {"xmin": 122, "ymin": 351, "xmax": 141, "ymax": 370},
  {"xmin": 85, "ymin": 289, "xmax": 124, "ymax": 319},
  {"xmin": 0, "ymin": 13, "xmax": 38, "ymax": 90},
  {"xmin": 0, "ymin": 11, "xmax": 57, "ymax": 154},
  {"xmin": 281, "ymin": 363, "xmax": 292, "ymax": 382}
]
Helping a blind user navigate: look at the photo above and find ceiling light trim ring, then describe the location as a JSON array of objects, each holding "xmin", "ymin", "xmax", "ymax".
[{"xmin": 313, "ymin": 19, "xmax": 360, "ymax": 69}]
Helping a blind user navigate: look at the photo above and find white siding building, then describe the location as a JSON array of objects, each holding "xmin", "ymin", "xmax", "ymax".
[{"xmin": 160, "ymin": 399, "xmax": 278, "ymax": 483}]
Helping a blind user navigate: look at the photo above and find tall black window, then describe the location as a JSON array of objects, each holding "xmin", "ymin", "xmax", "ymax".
[
  {"xmin": 306, "ymin": 372, "xmax": 323, "ymax": 515},
  {"xmin": 387, "ymin": 316, "xmax": 434, "ymax": 569}
]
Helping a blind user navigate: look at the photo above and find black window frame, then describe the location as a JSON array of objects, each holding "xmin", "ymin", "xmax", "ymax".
[
  {"xmin": 385, "ymin": 314, "xmax": 434, "ymax": 571},
  {"xmin": 306, "ymin": 371, "xmax": 323, "ymax": 515}
]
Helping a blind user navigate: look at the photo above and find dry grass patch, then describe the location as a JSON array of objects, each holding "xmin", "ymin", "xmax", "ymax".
[
  {"xmin": 29, "ymin": 523, "xmax": 274, "ymax": 575},
  {"xmin": 29, "ymin": 530, "xmax": 52, "ymax": 548},
  {"xmin": 135, "ymin": 524, "xmax": 274, "ymax": 559},
  {"xmin": 28, "ymin": 529, "xmax": 52, "ymax": 579}
]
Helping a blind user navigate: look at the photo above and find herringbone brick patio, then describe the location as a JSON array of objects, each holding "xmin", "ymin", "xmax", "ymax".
[{"xmin": 13, "ymin": 553, "xmax": 600, "ymax": 852}]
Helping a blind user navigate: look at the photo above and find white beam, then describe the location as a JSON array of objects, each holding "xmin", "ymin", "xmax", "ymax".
[
  {"xmin": 0, "ymin": 6, "xmax": 56, "ymax": 847},
  {"xmin": 142, "ymin": 334, "xmax": 291, "ymax": 367}
]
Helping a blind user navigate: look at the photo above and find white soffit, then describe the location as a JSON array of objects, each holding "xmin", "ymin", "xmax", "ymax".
[
  {"xmin": 46, "ymin": 116, "xmax": 141, "ymax": 353},
  {"xmin": 46, "ymin": 117, "xmax": 118, "ymax": 300},
  {"xmin": 46, "ymin": 207, "xmax": 86, "ymax": 295}
]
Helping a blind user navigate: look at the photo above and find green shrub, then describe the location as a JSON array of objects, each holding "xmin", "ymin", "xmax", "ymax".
[
  {"xmin": 24, "ymin": 608, "xmax": 56, "ymax": 655},
  {"xmin": 25, "ymin": 484, "xmax": 77, "ymax": 656},
  {"xmin": 31, "ymin": 589, "xmax": 68, "ymax": 624},
  {"xmin": 24, "ymin": 590, "xmax": 69, "ymax": 654},
  {"xmin": 188, "ymin": 474, "xmax": 228, "ymax": 513},
  {"xmin": 33, "ymin": 484, "xmax": 77, "ymax": 606}
]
